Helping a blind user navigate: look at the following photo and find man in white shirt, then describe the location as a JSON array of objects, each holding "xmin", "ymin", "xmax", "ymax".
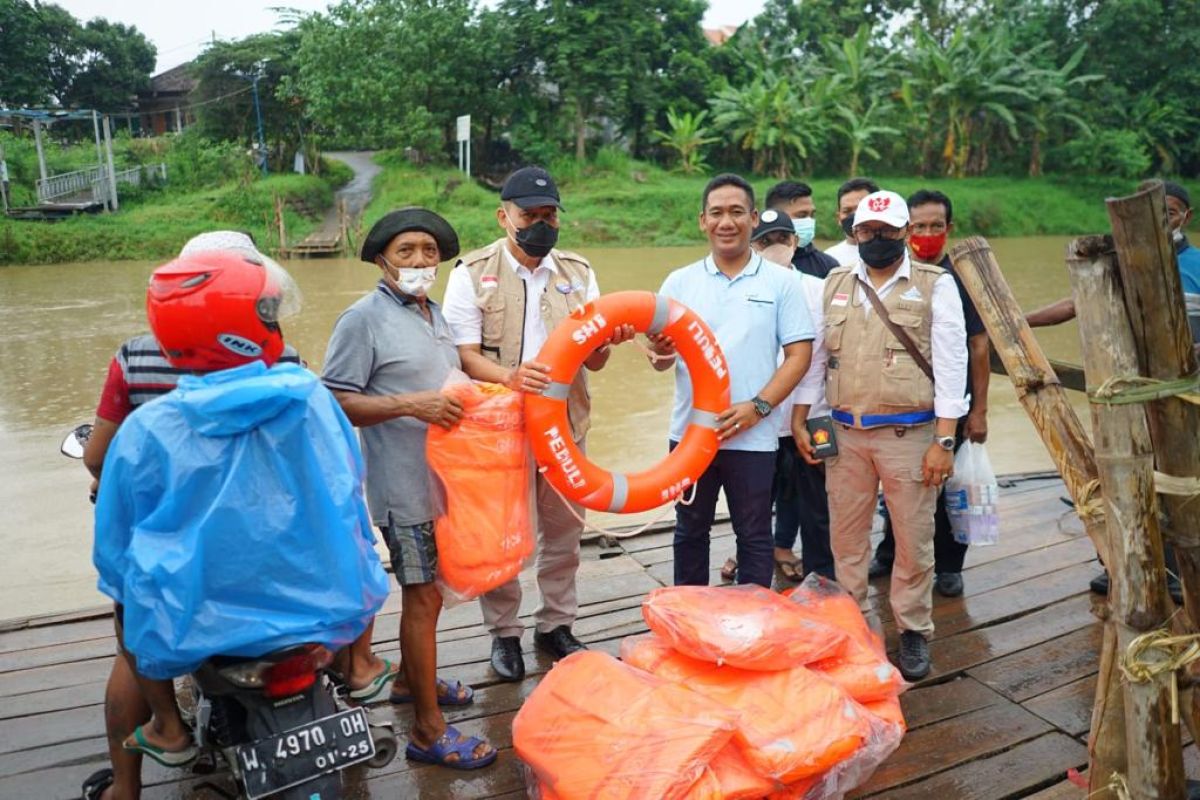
[
  {"xmin": 794, "ymin": 190, "xmax": 967, "ymax": 680},
  {"xmin": 746, "ymin": 209, "xmax": 834, "ymax": 582},
  {"xmin": 825, "ymin": 177, "xmax": 880, "ymax": 267},
  {"xmin": 442, "ymin": 167, "xmax": 633, "ymax": 682}
]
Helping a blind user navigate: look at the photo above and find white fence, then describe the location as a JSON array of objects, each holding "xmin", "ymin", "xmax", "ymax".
[{"xmin": 36, "ymin": 163, "xmax": 167, "ymax": 204}]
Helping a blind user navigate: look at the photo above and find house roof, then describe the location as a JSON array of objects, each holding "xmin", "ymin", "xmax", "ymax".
[{"xmin": 144, "ymin": 64, "xmax": 196, "ymax": 96}]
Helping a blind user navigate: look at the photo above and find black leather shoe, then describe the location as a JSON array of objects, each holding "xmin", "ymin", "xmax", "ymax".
[
  {"xmin": 935, "ymin": 572, "xmax": 964, "ymax": 598},
  {"xmin": 1090, "ymin": 571, "xmax": 1109, "ymax": 596},
  {"xmin": 490, "ymin": 636, "xmax": 525, "ymax": 682},
  {"xmin": 868, "ymin": 557, "xmax": 892, "ymax": 579},
  {"xmin": 897, "ymin": 631, "xmax": 931, "ymax": 681},
  {"xmin": 533, "ymin": 625, "xmax": 588, "ymax": 660}
]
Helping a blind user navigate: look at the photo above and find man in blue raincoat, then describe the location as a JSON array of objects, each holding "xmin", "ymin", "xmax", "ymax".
[{"xmin": 86, "ymin": 249, "xmax": 387, "ymax": 800}]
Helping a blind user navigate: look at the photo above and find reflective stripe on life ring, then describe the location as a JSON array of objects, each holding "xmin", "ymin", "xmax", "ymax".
[{"xmin": 525, "ymin": 290, "xmax": 731, "ymax": 513}]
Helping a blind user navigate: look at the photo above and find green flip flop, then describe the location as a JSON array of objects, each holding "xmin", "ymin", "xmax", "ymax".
[
  {"xmin": 121, "ymin": 725, "xmax": 197, "ymax": 767},
  {"xmin": 349, "ymin": 657, "xmax": 399, "ymax": 703}
]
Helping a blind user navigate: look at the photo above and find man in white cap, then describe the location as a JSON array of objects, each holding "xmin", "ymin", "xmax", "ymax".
[{"xmin": 791, "ymin": 190, "xmax": 967, "ymax": 680}]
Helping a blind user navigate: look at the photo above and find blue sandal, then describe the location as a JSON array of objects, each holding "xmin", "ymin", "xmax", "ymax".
[
  {"xmin": 405, "ymin": 725, "xmax": 497, "ymax": 770},
  {"xmin": 391, "ymin": 677, "xmax": 474, "ymax": 706}
]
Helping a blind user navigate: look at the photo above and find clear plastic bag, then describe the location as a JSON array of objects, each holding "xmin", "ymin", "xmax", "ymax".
[
  {"xmin": 620, "ymin": 633, "xmax": 873, "ymax": 785},
  {"xmin": 514, "ymin": 650, "xmax": 737, "ymax": 800},
  {"xmin": 641, "ymin": 585, "xmax": 849, "ymax": 671},
  {"xmin": 426, "ymin": 373, "xmax": 533, "ymax": 605},
  {"xmin": 943, "ymin": 441, "xmax": 1000, "ymax": 546},
  {"xmin": 784, "ymin": 575, "xmax": 905, "ymax": 703}
]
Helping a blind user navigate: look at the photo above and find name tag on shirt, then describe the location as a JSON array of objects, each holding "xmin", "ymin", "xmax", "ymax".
[{"xmin": 831, "ymin": 292, "xmax": 849, "ymax": 307}]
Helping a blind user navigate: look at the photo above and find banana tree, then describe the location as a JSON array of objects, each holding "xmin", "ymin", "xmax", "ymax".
[{"xmin": 652, "ymin": 108, "xmax": 719, "ymax": 174}]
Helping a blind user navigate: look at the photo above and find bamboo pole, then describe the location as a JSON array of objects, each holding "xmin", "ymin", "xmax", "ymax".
[
  {"xmin": 1067, "ymin": 235, "xmax": 1183, "ymax": 799},
  {"xmin": 1107, "ymin": 182, "xmax": 1200, "ymax": 624},
  {"xmin": 949, "ymin": 236, "xmax": 1124, "ymax": 795}
]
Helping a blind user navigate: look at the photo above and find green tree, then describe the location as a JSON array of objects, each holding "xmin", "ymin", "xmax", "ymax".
[
  {"xmin": 830, "ymin": 98, "xmax": 899, "ymax": 175},
  {"xmin": 61, "ymin": 18, "xmax": 156, "ymax": 109},
  {"xmin": 652, "ymin": 108, "xmax": 717, "ymax": 174},
  {"xmin": 710, "ymin": 72, "xmax": 817, "ymax": 177},
  {"xmin": 0, "ymin": 1, "xmax": 81, "ymax": 107},
  {"xmin": 1018, "ymin": 44, "xmax": 1099, "ymax": 177}
]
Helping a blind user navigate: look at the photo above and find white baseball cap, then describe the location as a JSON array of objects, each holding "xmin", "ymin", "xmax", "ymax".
[{"xmin": 853, "ymin": 191, "xmax": 909, "ymax": 229}]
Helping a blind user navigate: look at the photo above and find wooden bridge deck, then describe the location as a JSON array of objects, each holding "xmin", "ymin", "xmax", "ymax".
[{"xmin": 0, "ymin": 474, "xmax": 1187, "ymax": 799}]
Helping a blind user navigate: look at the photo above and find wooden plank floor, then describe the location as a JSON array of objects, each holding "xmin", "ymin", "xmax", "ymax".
[{"xmin": 2, "ymin": 473, "xmax": 1186, "ymax": 799}]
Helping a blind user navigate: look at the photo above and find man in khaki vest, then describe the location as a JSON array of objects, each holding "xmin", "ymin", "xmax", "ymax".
[
  {"xmin": 442, "ymin": 166, "xmax": 633, "ymax": 682},
  {"xmin": 793, "ymin": 190, "xmax": 967, "ymax": 680}
]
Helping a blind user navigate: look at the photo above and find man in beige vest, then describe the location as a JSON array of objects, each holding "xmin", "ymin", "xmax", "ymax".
[
  {"xmin": 442, "ymin": 166, "xmax": 633, "ymax": 682},
  {"xmin": 793, "ymin": 190, "xmax": 967, "ymax": 681}
]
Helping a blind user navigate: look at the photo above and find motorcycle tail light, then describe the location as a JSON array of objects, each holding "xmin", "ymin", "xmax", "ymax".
[{"xmin": 263, "ymin": 644, "xmax": 333, "ymax": 699}]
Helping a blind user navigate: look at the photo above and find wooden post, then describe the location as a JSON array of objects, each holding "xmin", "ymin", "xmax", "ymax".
[
  {"xmin": 1107, "ymin": 181, "xmax": 1200, "ymax": 626},
  {"xmin": 32, "ymin": 118, "xmax": 48, "ymax": 184},
  {"xmin": 101, "ymin": 115, "xmax": 118, "ymax": 212},
  {"xmin": 274, "ymin": 195, "xmax": 287, "ymax": 254},
  {"xmin": 1067, "ymin": 235, "xmax": 1184, "ymax": 799},
  {"xmin": 949, "ymin": 237, "xmax": 1109, "ymax": 562},
  {"xmin": 949, "ymin": 236, "xmax": 1124, "ymax": 795}
]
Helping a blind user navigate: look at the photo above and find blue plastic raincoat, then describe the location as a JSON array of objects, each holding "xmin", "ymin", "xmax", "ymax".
[{"xmin": 94, "ymin": 361, "xmax": 388, "ymax": 679}]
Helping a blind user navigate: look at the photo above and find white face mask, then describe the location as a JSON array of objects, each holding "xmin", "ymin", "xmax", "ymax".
[{"xmin": 383, "ymin": 257, "xmax": 437, "ymax": 297}]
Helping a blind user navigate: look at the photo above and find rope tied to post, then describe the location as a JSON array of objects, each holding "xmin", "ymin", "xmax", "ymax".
[
  {"xmin": 1118, "ymin": 626, "xmax": 1200, "ymax": 725},
  {"xmin": 1089, "ymin": 373, "xmax": 1200, "ymax": 406},
  {"xmin": 1076, "ymin": 478, "xmax": 1106, "ymax": 523}
]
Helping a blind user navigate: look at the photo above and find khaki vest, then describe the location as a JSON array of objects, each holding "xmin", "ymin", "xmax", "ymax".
[
  {"xmin": 459, "ymin": 238, "xmax": 593, "ymax": 439},
  {"xmin": 822, "ymin": 261, "xmax": 942, "ymax": 421}
]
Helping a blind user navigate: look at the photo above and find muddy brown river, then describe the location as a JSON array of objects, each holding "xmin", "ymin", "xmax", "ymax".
[{"xmin": 0, "ymin": 239, "xmax": 1091, "ymax": 620}]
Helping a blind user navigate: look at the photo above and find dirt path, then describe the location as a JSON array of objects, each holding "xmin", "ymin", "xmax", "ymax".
[{"xmin": 316, "ymin": 150, "xmax": 380, "ymax": 234}]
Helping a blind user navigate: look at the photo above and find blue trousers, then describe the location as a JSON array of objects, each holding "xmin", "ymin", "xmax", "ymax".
[{"xmin": 672, "ymin": 445, "xmax": 777, "ymax": 588}]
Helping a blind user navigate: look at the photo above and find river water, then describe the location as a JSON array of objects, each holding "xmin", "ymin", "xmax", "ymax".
[{"xmin": 0, "ymin": 239, "xmax": 1090, "ymax": 621}]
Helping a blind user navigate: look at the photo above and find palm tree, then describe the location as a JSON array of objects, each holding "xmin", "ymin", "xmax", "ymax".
[
  {"xmin": 1019, "ymin": 45, "xmax": 1100, "ymax": 177},
  {"xmin": 652, "ymin": 108, "xmax": 719, "ymax": 174},
  {"xmin": 829, "ymin": 98, "xmax": 900, "ymax": 175},
  {"xmin": 710, "ymin": 72, "xmax": 817, "ymax": 177}
]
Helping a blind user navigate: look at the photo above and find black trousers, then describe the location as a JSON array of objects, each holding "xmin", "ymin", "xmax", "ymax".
[
  {"xmin": 773, "ymin": 437, "xmax": 835, "ymax": 579},
  {"xmin": 672, "ymin": 445, "xmax": 777, "ymax": 588}
]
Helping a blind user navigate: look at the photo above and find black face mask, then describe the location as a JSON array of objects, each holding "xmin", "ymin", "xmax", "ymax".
[
  {"xmin": 858, "ymin": 235, "xmax": 907, "ymax": 269},
  {"xmin": 840, "ymin": 215, "xmax": 855, "ymax": 238},
  {"xmin": 513, "ymin": 220, "xmax": 559, "ymax": 258}
]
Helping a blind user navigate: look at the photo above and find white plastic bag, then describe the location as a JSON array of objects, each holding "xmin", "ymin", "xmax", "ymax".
[{"xmin": 943, "ymin": 442, "xmax": 999, "ymax": 546}]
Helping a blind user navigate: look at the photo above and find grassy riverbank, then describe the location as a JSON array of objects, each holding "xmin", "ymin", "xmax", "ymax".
[
  {"xmin": 0, "ymin": 133, "xmax": 351, "ymax": 266},
  {"xmin": 365, "ymin": 150, "xmax": 1197, "ymax": 250},
  {"xmin": 6, "ymin": 139, "xmax": 1196, "ymax": 265}
]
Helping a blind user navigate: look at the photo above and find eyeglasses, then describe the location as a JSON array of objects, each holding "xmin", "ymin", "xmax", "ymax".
[{"xmin": 853, "ymin": 226, "xmax": 906, "ymax": 243}]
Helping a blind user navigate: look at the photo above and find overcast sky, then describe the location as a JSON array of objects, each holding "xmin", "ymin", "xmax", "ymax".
[{"xmin": 50, "ymin": 0, "xmax": 766, "ymax": 74}]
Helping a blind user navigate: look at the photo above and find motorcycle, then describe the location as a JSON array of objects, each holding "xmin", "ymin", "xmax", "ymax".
[{"xmin": 62, "ymin": 424, "xmax": 398, "ymax": 799}]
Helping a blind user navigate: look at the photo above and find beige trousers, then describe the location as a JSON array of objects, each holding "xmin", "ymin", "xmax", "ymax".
[
  {"xmin": 479, "ymin": 438, "xmax": 585, "ymax": 639},
  {"xmin": 826, "ymin": 424, "xmax": 937, "ymax": 636}
]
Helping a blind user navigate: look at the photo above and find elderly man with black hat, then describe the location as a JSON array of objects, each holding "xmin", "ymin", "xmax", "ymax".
[
  {"xmin": 442, "ymin": 166, "xmax": 634, "ymax": 682},
  {"xmin": 322, "ymin": 207, "xmax": 497, "ymax": 770}
]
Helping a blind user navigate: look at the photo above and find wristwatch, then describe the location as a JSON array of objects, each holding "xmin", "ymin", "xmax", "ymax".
[
  {"xmin": 751, "ymin": 396, "xmax": 773, "ymax": 418},
  {"xmin": 935, "ymin": 435, "xmax": 956, "ymax": 451}
]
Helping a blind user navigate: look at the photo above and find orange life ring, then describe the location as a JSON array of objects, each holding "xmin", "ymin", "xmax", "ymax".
[{"xmin": 525, "ymin": 290, "xmax": 731, "ymax": 513}]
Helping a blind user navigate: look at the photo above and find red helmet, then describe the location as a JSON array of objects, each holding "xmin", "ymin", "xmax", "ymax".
[{"xmin": 147, "ymin": 251, "xmax": 287, "ymax": 370}]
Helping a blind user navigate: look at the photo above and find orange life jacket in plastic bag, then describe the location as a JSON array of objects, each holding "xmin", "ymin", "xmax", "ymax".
[
  {"xmin": 426, "ymin": 381, "xmax": 533, "ymax": 601},
  {"xmin": 621, "ymin": 633, "xmax": 872, "ymax": 784},
  {"xmin": 784, "ymin": 580, "xmax": 905, "ymax": 703},
  {"xmin": 514, "ymin": 650, "xmax": 737, "ymax": 800},
  {"xmin": 642, "ymin": 585, "xmax": 849, "ymax": 671}
]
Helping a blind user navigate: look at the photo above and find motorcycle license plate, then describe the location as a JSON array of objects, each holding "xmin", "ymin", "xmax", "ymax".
[{"xmin": 235, "ymin": 707, "xmax": 375, "ymax": 800}]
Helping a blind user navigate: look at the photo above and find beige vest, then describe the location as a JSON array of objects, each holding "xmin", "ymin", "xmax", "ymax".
[
  {"xmin": 459, "ymin": 238, "xmax": 593, "ymax": 439},
  {"xmin": 822, "ymin": 261, "xmax": 942, "ymax": 422}
]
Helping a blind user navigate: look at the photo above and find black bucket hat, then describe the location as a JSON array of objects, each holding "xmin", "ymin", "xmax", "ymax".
[{"xmin": 361, "ymin": 207, "xmax": 460, "ymax": 263}]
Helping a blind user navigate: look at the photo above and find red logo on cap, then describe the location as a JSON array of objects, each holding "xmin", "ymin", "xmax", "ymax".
[{"xmin": 868, "ymin": 196, "xmax": 891, "ymax": 212}]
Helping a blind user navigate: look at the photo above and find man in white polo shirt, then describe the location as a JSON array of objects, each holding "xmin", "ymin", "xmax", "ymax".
[{"xmin": 648, "ymin": 173, "xmax": 814, "ymax": 589}]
